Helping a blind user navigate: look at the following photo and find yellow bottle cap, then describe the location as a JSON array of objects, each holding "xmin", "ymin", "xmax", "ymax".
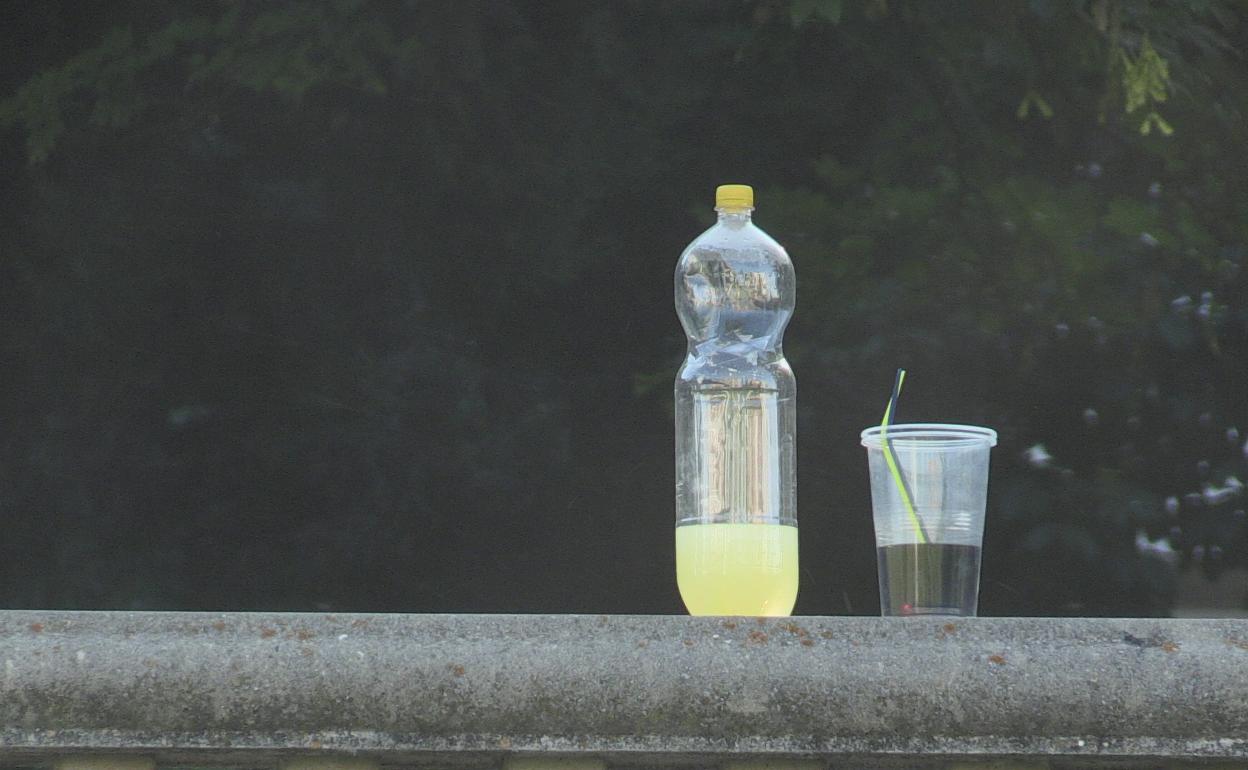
[{"xmin": 715, "ymin": 184, "xmax": 754, "ymax": 209}]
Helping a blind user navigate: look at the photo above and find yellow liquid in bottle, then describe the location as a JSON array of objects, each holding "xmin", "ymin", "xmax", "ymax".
[{"xmin": 676, "ymin": 523, "xmax": 798, "ymax": 616}]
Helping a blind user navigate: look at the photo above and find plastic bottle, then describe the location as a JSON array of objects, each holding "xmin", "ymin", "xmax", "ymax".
[{"xmin": 674, "ymin": 184, "xmax": 797, "ymax": 616}]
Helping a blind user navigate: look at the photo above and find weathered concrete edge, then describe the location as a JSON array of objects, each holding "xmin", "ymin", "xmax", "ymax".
[
  {"xmin": 3, "ymin": 612, "xmax": 1247, "ymax": 762},
  {"xmin": 1, "ymin": 729, "xmax": 1246, "ymax": 763}
]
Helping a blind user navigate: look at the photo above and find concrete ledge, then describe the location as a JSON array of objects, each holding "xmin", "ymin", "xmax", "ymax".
[{"xmin": 1, "ymin": 612, "xmax": 1247, "ymax": 766}]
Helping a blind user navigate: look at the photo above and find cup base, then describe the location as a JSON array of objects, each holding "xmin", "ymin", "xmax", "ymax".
[{"xmin": 877, "ymin": 542, "xmax": 981, "ymax": 618}]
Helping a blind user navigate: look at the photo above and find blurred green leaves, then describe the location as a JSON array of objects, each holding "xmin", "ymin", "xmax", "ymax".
[
  {"xmin": 790, "ymin": 0, "xmax": 843, "ymax": 27},
  {"xmin": 1016, "ymin": 91, "xmax": 1054, "ymax": 120},
  {"xmin": 1121, "ymin": 36, "xmax": 1172, "ymax": 135},
  {"xmin": 0, "ymin": 2, "xmax": 399, "ymax": 162}
]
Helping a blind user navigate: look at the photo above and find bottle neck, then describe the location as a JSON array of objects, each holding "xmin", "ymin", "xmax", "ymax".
[{"xmin": 715, "ymin": 207, "xmax": 753, "ymax": 224}]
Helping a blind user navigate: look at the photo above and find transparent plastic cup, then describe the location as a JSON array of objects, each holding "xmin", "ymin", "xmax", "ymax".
[{"xmin": 860, "ymin": 423, "xmax": 997, "ymax": 617}]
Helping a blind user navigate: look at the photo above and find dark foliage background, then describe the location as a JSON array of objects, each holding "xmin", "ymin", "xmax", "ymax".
[{"xmin": 2, "ymin": 0, "xmax": 1245, "ymax": 615}]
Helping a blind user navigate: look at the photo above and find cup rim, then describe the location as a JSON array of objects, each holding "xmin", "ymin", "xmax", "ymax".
[{"xmin": 860, "ymin": 422, "xmax": 998, "ymax": 448}]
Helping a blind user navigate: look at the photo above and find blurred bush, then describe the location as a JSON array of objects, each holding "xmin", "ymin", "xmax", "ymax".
[{"xmin": 0, "ymin": 0, "xmax": 1243, "ymax": 614}]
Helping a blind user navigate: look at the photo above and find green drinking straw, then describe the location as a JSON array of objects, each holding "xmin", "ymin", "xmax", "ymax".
[{"xmin": 880, "ymin": 368, "xmax": 929, "ymax": 544}]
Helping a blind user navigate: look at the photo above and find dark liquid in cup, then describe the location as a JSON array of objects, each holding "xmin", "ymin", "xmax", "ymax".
[{"xmin": 877, "ymin": 543, "xmax": 981, "ymax": 616}]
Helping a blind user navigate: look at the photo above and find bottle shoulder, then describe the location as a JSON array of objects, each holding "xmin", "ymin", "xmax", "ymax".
[
  {"xmin": 675, "ymin": 218, "xmax": 795, "ymax": 345},
  {"xmin": 678, "ymin": 221, "xmax": 791, "ymax": 266}
]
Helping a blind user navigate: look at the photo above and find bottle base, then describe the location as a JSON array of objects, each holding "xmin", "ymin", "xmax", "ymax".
[{"xmin": 676, "ymin": 523, "xmax": 798, "ymax": 616}]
